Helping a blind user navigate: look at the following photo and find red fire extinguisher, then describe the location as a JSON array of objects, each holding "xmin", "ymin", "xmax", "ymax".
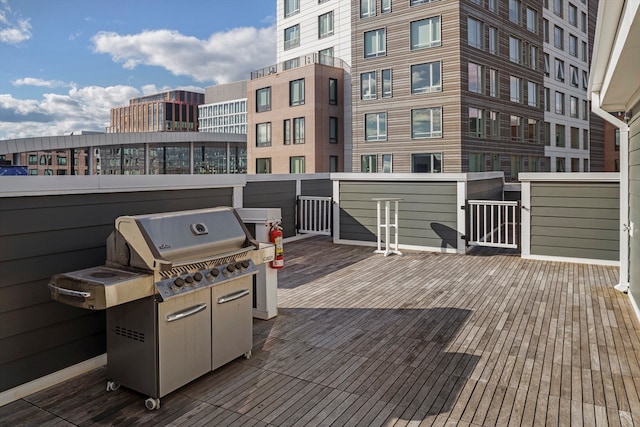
[{"xmin": 270, "ymin": 223, "xmax": 284, "ymax": 269}]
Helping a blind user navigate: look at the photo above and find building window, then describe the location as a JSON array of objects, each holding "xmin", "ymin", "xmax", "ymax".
[
  {"xmin": 582, "ymin": 99, "xmax": 589, "ymax": 119},
  {"xmin": 526, "ymin": 8, "xmax": 538, "ymax": 33},
  {"xmin": 329, "ymin": 117, "xmax": 338, "ymax": 143},
  {"xmin": 581, "ymin": 41, "xmax": 588, "ymax": 61},
  {"xmin": 488, "ymin": 69, "xmax": 498, "ymax": 97},
  {"xmin": 361, "ymin": 155, "xmax": 377, "ymax": 172},
  {"xmin": 411, "ymin": 0, "xmax": 437, "ymax": 5},
  {"xmin": 544, "ymin": 54, "xmax": 550, "ymax": 76},
  {"xmin": 290, "ymin": 78, "xmax": 305, "ymax": 106},
  {"xmin": 509, "ymin": 0, "xmax": 521, "ymax": 24},
  {"xmin": 584, "ymin": 129, "xmax": 589, "ymax": 149},
  {"xmin": 365, "ymin": 113, "xmax": 387, "ymax": 141},
  {"xmin": 319, "ymin": 47, "xmax": 334, "ymax": 65},
  {"xmin": 510, "ymin": 115, "xmax": 523, "ymax": 141},
  {"xmin": 382, "ymin": 154, "xmax": 392, "ymax": 172},
  {"xmin": 571, "ymin": 126, "xmax": 580, "ymax": 148},
  {"xmin": 527, "ymin": 81, "xmax": 538, "ymax": 107},
  {"xmin": 329, "ymin": 78, "xmax": 338, "ymax": 105},
  {"xmin": 528, "ymin": 119, "xmax": 539, "ymax": 143},
  {"xmin": 412, "ymin": 107, "xmax": 442, "ymax": 138},
  {"xmin": 469, "ymin": 153, "xmax": 485, "ymax": 172},
  {"xmin": 569, "ymin": 34, "xmax": 578, "ymax": 56},
  {"xmin": 556, "ymin": 124, "xmax": 566, "ymax": 147},
  {"xmin": 555, "ymin": 91, "xmax": 565, "ymax": 114},
  {"xmin": 319, "ymin": 11, "xmax": 334, "ymax": 38},
  {"xmin": 468, "ymin": 62, "xmax": 484, "ymax": 94},
  {"xmin": 489, "ymin": 27, "xmax": 498, "ymax": 55},
  {"xmin": 489, "ymin": 111, "xmax": 500, "ymax": 138},
  {"xmin": 256, "ymin": 87, "xmax": 271, "ymax": 112},
  {"xmin": 284, "ymin": 119, "xmax": 291, "ymax": 145},
  {"xmin": 28, "ymin": 154, "xmax": 37, "ymax": 165},
  {"xmin": 469, "ymin": 107, "xmax": 484, "ymax": 138},
  {"xmin": 364, "ymin": 29, "xmax": 386, "ymax": 57},
  {"xmin": 530, "ymin": 45, "xmax": 538, "ymax": 70},
  {"xmin": 554, "ymin": 26, "xmax": 564, "ymax": 50},
  {"xmin": 256, "ymin": 158, "xmax": 271, "ymax": 174},
  {"xmin": 582, "ymin": 70, "xmax": 588, "ymax": 90},
  {"xmin": 360, "ymin": 0, "xmax": 375, "ymax": 18},
  {"xmin": 581, "ymin": 12, "xmax": 587, "ymax": 32},
  {"xmin": 510, "ymin": 75, "xmax": 522, "ymax": 103},
  {"xmin": 411, "ymin": 62, "xmax": 441, "ymax": 94},
  {"xmin": 570, "ymin": 65, "xmax": 579, "ymax": 87},
  {"xmin": 556, "ymin": 157, "xmax": 566, "ymax": 172},
  {"xmin": 412, "ymin": 153, "xmax": 442, "ymax": 173},
  {"xmin": 382, "ymin": 0, "xmax": 391, "ymax": 13},
  {"xmin": 293, "ymin": 117, "xmax": 305, "ymax": 144},
  {"xmin": 284, "ymin": 25, "xmax": 300, "ymax": 50},
  {"xmin": 256, "ymin": 122, "xmax": 272, "ymax": 147},
  {"xmin": 330, "ymin": 156, "xmax": 339, "ymax": 172},
  {"xmin": 489, "ymin": 0, "xmax": 498, "ymax": 13},
  {"xmin": 57, "ymin": 156, "xmax": 67, "ymax": 166},
  {"xmin": 544, "ymin": 122, "xmax": 551, "ymax": 145},
  {"xmin": 569, "ymin": 3, "xmax": 577, "ymax": 26},
  {"xmin": 554, "ymin": 0, "xmax": 563, "ymax": 17},
  {"xmin": 570, "ymin": 96, "xmax": 579, "ymax": 118},
  {"xmin": 544, "ymin": 87, "xmax": 551, "ymax": 111},
  {"xmin": 468, "ymin": 17, "xmax": 484, "ymax": 49},
  {"xmin": 382, "ymin": 69, "xmax": 392, "ymax": 98},
  {"xmin": 543, "ymin": 19, "xmax": 549, "ymax": 42},
  {"xmin": 555, "ymin": 58, "xmax": 565, "ymax": 81},
  {"xmin": 284, "ymin": 0, "xmax": 299, "ymax": 17},
  {"xmin": 411, "ymin": 16, "xmax": 441, "ymax": 50},
  {"xmin": 361, "ymin": 71, "xmax": 377, "ymax": 100},
  {"xmin": 284, "ymin": 58, "xmax": 299, "ymax": 70},
  {"xmin": 290, "ymin": 156, "xmax": 305, "ymax": 173},
  {"xmin": 509, "ymin": 36, "xmax": 521, "ymax": 64}
]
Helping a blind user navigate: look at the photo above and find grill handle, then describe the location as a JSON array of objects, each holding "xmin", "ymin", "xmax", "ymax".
[
  {"xmin": 218, "ymin": 289, "xmax": 250, "ymax": 304},
  {"xmin": 166, "ymin": 303, "xmax": 208, "ymax": 322},
  {"xmin": 48, "ymin": 283, "xmax": 91, "ymax": 299}
]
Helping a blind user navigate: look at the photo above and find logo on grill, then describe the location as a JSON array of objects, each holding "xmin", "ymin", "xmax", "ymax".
[{"xmin": 159, "ymin": 244, "xmax": 171, "ymax": 249}]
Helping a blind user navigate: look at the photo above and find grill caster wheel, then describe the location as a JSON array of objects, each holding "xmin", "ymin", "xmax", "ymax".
[
  {"xmin": 106, "ymin": 381, "xmax": 120, "ymax": 392},
  {"xmin": 145, "ymin": 397, "xmax": 160, "ymax": 411},
  {"xmin": 244, "ymin": 350, "xmax": 252, "ymax": 359}
]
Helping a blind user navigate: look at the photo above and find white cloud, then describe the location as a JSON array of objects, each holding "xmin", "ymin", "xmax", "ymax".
[
  {"xmin": 0, "ymin": 85, "xmax": 141, "ymax": 139},
  {"xmin": 91, "ymin": 25, "xmax": 276, "ymax": 84},
  {"xmin": 0, "ymin": 1, "xmax": 31, "ymax": 45},
  {"xmin": 12, "ymin": 77, "xmax": 68, "ymax": 88}
]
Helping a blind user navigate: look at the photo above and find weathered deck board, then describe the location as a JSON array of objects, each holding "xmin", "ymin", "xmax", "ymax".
[{"xmin": 2, "ymin": 236, "xmax": 639, "ymax": 426}]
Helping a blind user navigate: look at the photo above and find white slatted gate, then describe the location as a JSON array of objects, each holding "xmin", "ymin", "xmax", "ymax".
[
  {"xmin": 297, "ymin": 196, "xmax": 332, "ymax": 236},
  {"xmin": 466, "ymin": 200, "xmax": 520, "ymax": 249}
]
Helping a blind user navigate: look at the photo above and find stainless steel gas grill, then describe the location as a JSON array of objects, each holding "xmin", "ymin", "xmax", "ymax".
[{"xmin": 49, "ymin": 206, "xmax": 275, "ymax": 410}]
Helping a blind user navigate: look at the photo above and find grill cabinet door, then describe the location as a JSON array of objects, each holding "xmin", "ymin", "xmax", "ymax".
[{"xmin": 158, "ymin": 288, "xmax": 212, "ymax": 397}]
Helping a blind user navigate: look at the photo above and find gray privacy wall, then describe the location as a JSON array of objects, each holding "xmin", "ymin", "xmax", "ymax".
[
  {"xmin": 629, "ymin": 114, "xmax": 640, "ymax": 305},
  {"xmin": 332, "ymin": 173, "xmax": 506, "ymax": 253},
  {"xmin": 520, "ymin": 173, "xmax": 620, "ymax": 263},
  {"xmin": 0, "ymin": 173, "xmax": 332, "ymax": 396}
]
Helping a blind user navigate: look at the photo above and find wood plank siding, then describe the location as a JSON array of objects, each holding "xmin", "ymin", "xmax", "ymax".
[
  {"xmin": 244, "ymin": 180, "xmax": 297, "ymax": 238},
  {"xmin": 529, "ymin": 182, "xmax": 620, "ymax": 261},
  {"xmin": 2, "ymin": 236, "xmax": 638, "ymax": 426},
  {"xmin": 0, "ymin": 188, "xmax": 233, "ymax": 392},
  {"xmin": 300, "ymin": 179, "xmax": 332, "ymax": 197},
  {"xmin": 338, "ymin": 181, "xmax": 458, "ymax": 249},
  {"xmin": 350, "ymin": 0, "xmax": 545, "ymax": 179}
]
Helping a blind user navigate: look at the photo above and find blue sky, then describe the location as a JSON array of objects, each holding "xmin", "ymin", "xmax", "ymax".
[{"xmin": 0, "ymin": 0, "xmax": 276, "ymax": 139}]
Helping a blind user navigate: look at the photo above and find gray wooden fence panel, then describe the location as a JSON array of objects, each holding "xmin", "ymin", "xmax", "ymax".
[{"xmin": 243, "ymin": 180, "xmax": 297, "ymax": 238}]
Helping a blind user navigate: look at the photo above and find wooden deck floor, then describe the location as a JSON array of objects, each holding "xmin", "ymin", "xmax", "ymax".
[{"xmin": 2, "ymin": 236, "xmax": 639, "ymax": 426}]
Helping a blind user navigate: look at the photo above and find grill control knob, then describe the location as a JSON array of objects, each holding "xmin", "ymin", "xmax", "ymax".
[
  {"xmin": 241, "ymin": 260, "xmax": 250, "ymax": 269},
  {"xmin": 173, "ymin": 277, "xmax": 185, "ymax": 288},
  {"xmin": 207, "ymin": 268, "xmax": 220, "ymax": 280},
  {"xmin": 226, "ymin": 264, "xmax": 236, "ymax": 274},
  {"xmin": 185, "ymin": 275, "xmax": 194, "ymax": 284},
  {"xmin": 235, "ymin": 262, "xmax": 244, "ymax": 270},
  {"xmin": 193, "ymin": 272, "xmax": 203, "ymax": 282}
]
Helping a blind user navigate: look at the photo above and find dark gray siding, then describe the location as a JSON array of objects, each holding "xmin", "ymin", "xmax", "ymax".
[
  {"xmin": 629, "ymin": 115, "xmax": 640, "ymax": 300},
  {"xmin": 529, "ymin": 182, "xmax": 619, "ymax": 261},
  {"xmin": 244, "ymin": 180, "xmax": 297, "ymax": 238},
  {"xmin": 339, "ymin": 181, "xmax": 459, "ymax": 249},
  {"xmin": 300, "ymin": 179, "xmax": 332, "ymax": 197},
  {"xmin": 0, "ymin": 188, "xmax": 233, "ymax": 392},
  {"xmin": 467, "ymin": 178, "xmax": 504, "ymax": 201}
]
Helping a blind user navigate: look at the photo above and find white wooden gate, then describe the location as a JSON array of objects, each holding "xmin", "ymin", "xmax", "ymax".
[
  {"xmin": 297, "ymin": 196, "xmax": 332, "ymax": 236},
  {"xmin": 466, "ymin": 200, "xmax": 520, "ymax": 249}
]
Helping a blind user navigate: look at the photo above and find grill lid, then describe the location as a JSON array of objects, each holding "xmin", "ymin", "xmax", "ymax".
[{"xmin": 108, "ymin": 207, "xmax": 257, "ymax": 271}]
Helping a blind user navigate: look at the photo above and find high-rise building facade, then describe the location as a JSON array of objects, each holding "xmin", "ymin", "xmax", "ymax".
[
  {"xmin": 199, "ymin": 81, "xmax": 248, "ymax": 134},
  {"xmin": 277, "ymin": 0, "xmax": 354, "ymax": 171},
  {"xmin": 107, "ymin": 90, "xmax": 204, "ymax": 133},
  {"xmin": 542, "ymin": 0, "xmax": 593, "ymax": 172}
]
